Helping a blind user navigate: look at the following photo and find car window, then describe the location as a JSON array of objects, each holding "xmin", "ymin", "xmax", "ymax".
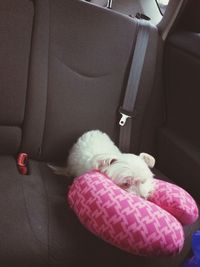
[{"xmin": 156, "ymin": 0, "xmax": 169, "ymax": 15}]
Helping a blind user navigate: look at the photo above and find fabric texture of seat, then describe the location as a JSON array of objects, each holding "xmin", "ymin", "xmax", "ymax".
[
  {"xmin": 22, "ymin": 0, "xmax": 138, "ymax": 162},
  {"xmin": 0, "ymin": 0, "xmax": 33, "ymax": 155}
]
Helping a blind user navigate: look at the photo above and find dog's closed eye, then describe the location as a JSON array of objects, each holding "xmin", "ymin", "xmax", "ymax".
[{"xmin": 110, "ymin": 159, "xmax": 117, "ymax": 165}]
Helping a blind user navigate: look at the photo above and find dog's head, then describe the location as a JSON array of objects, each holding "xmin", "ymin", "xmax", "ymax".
[{"xmin": 93, "ymin": 152, "xmax": 155, "ymax": 198}]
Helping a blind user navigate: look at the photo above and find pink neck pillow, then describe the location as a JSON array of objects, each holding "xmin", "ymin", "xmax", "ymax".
[
  {"xmin": 67, "ymin": 171, "xmax": 199, "ymax": 256},
  {"xmin": 148, "ymin": 179, "xmax": 198, "ymax": 225}
]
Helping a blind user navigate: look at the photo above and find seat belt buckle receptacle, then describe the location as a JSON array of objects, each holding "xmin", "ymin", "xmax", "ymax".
[{"xmin": 17, "ymin": 153, "xmax": 29, "ymax": 175}]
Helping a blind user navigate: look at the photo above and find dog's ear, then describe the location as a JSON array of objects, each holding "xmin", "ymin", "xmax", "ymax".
[{"xmin": 139, "ymin": 153, "xmax": 155, "ymax": 168}]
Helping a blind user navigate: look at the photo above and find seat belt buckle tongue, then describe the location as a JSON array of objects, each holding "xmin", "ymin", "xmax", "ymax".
[
  {"xmin": 17, "ymin": 153, "xmax": 29, "ymax": 175},
  {"xmin": 119, "ymin": 112, "xmax": 131, "ymax": 126}
]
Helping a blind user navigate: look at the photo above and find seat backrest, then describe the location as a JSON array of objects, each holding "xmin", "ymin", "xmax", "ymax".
[
  {"xmin": 0, "ymin": 0, "xmax": 33, "ymax": 155},
  {"xmin": 20, "ymin": 0, "xmax": 162, "ymax": 163},
  {"xmin": 22, "ymin": 0, "xmax": 140, "ymax": 162}
]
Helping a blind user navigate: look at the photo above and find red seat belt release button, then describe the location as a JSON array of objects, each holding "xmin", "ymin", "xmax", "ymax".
[{"xmin": 17, "ymin": 153, "xmax": 29, "ymax": 175}]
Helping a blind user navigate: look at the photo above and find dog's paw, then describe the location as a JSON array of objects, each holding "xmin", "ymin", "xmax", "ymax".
[{"xmin": 139, "ymin": 179, "xmax": 155, "ymax": 199}]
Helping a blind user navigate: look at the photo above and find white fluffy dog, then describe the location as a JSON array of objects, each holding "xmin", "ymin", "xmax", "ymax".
[{"xmin": 53, "ymin": 130, "xmax": 155, "ymax": 198}]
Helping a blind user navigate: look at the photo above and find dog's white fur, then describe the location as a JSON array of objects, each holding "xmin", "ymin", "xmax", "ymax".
[{"xmin": 53, "ymin": 130, "xmax": 155, "ymax": 198}]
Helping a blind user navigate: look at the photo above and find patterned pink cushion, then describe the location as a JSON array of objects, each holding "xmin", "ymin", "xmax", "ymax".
[
  {"xmin": 68, "ymin": 171, "xmax": 184, "ymax": 256},
  {"xmin": 148, "ymin": 179, "xmax": 199, "ymax": 225}
]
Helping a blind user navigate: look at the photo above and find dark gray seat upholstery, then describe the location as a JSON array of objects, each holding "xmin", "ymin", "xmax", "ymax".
[
  {"xmin": 0, "ymin": 0, "xmax": 33, "ymax": 154},
  {"xmin": 22, "ymin": 0, "xmax": 139, "ymax": 162},
  {"xmin": 0, "ymin": 0, "xmax": 199, "ymax": 266}
]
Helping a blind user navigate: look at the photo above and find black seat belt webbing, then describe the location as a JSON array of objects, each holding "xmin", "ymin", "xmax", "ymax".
[{"xmin": 119, "ymin": 19, "xmax": 155, "ymax": 153}]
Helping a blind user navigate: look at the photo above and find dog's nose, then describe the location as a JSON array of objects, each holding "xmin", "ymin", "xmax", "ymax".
[
  {"xmin": 120, "ymin": 182, "xmax": 131, "ymax": 190},
  {"xmin": 132, "ymin": 178, "xmax": 141, "ymax": 186}
]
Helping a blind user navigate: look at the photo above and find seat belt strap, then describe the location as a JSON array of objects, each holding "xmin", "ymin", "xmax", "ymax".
[{"xmin": 119, "ymin": 19, "xmax": 155, "ymax": 152}]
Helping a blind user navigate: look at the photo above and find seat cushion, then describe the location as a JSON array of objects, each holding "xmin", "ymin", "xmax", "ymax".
[
  {"xmin": 0, "ymin": 156, "xmax": 199, "ymax": 267},
  {"xmin": 0, "ymin": 156, "xmax": 48, "ymax": 266}
]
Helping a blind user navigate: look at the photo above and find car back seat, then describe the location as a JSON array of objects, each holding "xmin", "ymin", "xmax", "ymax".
[{"xmin": 0, "ymin": 0, "xmax": 199, "ymax": 266}]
